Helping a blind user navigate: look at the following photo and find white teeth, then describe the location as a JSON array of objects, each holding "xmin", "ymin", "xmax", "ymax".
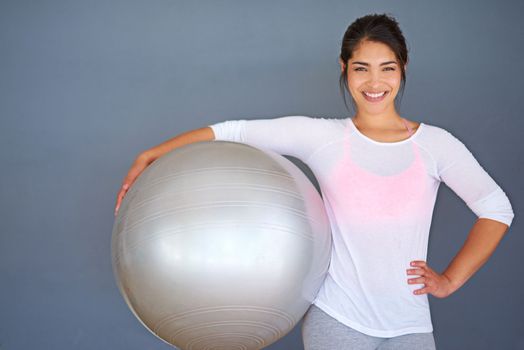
[{"xmin": 364, "ymin": 91, "xmax": 386, "ymax": 98}]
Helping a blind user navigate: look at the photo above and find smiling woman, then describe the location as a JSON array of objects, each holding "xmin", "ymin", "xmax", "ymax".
[{"xmin": 114, "ymin": 12, "xmax": 514, "ymax": 350}]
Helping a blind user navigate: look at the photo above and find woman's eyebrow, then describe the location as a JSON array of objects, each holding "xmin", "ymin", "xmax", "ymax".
[{"xmin": 351, "ymin": 61, "xmax": 397, "ymax": 66}]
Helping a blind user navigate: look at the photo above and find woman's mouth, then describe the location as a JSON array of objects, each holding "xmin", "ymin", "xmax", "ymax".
[{"xmin": 362, "ymin": 91, "xmax": 388, "ymax": 103}]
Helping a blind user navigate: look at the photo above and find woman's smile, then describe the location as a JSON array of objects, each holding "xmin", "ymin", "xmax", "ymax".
[{"xmin": 362, "ymin": 90, "xmax": 389, "ymax": 103}]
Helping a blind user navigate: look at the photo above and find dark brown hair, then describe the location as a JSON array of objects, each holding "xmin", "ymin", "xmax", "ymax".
[{"xmin": 339, "ymin": 13, "xmax": 409, "ymax": 112}]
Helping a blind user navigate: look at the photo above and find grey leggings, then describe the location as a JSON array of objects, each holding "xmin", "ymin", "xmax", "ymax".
[{"xmin": 301, "ymin": 304, "xmax": 436, "ymax": 350}]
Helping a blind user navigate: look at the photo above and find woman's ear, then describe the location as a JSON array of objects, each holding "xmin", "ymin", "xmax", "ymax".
[{"xmin": 339, "ymin": 57, "xmax": 346, "ymax": 73}]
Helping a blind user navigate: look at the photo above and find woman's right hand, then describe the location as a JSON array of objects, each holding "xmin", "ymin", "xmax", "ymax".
[
  {"xmin": 114, "ymin": 153, "xmax": 155, "ymax": 217},
  {"xmin": 113, "ymin": 126, "xmax": 216, "ymax": 217}
]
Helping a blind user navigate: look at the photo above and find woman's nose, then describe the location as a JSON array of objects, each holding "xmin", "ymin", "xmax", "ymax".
[{"xmin": 368, "ymin": 71, "xmax": 381, "ymax": 85}]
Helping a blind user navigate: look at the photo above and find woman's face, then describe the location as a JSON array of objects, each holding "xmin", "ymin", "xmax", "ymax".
[{"xmin": 340, "ymin": 40, "xmax": 404, "ymax": 115}]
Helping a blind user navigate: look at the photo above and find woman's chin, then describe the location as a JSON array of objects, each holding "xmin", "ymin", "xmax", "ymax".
[{"xmin": 358, "ymin": 104, "xmax": 391, "ymax": 115}]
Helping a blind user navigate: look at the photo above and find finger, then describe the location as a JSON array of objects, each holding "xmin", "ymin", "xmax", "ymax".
[
  {"xmin": 117, "ymin": 189, "xmax": 126, "ymax": 204},
  {"xmin": 410, "ymin": 260, "xmax": 426, "ymax": 268},
  {"xmin": 115, "ymin": 198, "xmax": 124, "ymax": 216},
  {"xmin": 408, "ymin": 277, "xmax": 426, "ymax": 285},
  {"xmin": 114, "ymin": 189, "xmax": 127, "ymax": 214},
  {"xmin": 406, "ymin": 268, "xmax": 425, "ymax": 276},
  {"xmin": 413, "ymin": 286, "xmax": 429, "ymax": 295},
  {"xmin": 114, "ymin": 200, "xmax": 121, "ymax": 217},
  {"xmin": 116, "ymin": 189, "xmax": 125, "ymax": 204}
]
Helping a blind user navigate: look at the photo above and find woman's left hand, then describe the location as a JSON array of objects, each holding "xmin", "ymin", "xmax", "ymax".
[{"xmin": 406, "ymin": 260, "xmax": 455, "ymax": 298}]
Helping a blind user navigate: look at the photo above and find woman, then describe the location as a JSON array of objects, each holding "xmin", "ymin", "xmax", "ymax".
[{"xmin": 114, "ymin": 13, "xmax": 514, "ymax": 350}]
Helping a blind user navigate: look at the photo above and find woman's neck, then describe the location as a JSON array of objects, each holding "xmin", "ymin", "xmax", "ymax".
[{"xmin": 352, "ymin": 111, "xmax": 405, "ymax": 131}]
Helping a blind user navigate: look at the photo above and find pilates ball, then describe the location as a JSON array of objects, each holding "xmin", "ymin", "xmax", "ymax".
[{"xmin": 111, "ymin": 141, "xmax": 332, "ymax": 350}]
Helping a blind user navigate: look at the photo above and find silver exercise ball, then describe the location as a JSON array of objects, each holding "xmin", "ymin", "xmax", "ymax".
[{"xmin": 111, "ymin": 141, "xmax": 332, "ymax": 350}]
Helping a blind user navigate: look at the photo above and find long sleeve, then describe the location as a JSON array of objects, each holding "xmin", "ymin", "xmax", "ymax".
[
  {"xmin": 208, "ymin": 115, "xmax": 340, "ymax": 163},
  {"xmin": 435, "ymin": 129, "xmax": 514, "ymax": 227}
]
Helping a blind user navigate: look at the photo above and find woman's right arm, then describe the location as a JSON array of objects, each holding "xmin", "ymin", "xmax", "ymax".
[
  {"xmin": 114, "ymin": 126, "xmax": 215, "ymax": 216},
  {"xmin": 115, "ymin": 115, "xmax": 334, "ymax": 216}
]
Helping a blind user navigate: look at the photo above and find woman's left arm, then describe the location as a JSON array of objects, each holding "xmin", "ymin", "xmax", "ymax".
[
  {"xmin": 408, "ymin": 218, "xmax": 508, "ymax": 298},
  {"xmin": 407, "ymin": 129, "xmax": 514, "ymax": 298}
]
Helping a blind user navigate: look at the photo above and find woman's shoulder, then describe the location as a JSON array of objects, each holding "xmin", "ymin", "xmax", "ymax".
[
  {"xmin": 414, "ymin": 121, "xmax": 470, "ymax": 158},
  {"xmin": 416, "ymin": 120, "xmax": 455, "ymax": 139}
]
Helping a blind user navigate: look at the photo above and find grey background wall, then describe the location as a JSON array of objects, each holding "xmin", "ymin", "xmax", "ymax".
[{"xmin": 1, "ymin": 0, "xmax": 522, "ymax": 349}]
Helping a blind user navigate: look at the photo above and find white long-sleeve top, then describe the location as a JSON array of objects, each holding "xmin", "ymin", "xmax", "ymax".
[{"xmin": 208, "ymin": 116, "xmax": 514, "ymax": 337}]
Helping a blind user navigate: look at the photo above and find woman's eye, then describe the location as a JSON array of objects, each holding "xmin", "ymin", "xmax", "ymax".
[{"xmin": 353, "ymin": 67, "xmax": 395, "ymax": 72}]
